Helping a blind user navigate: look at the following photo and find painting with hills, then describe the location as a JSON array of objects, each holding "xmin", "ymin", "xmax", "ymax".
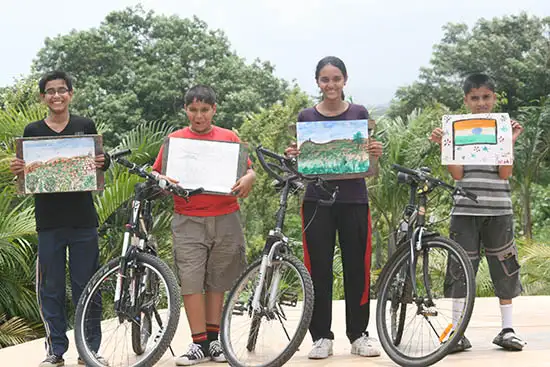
[
  {"xmin": 296, "ymin": 119, "xmax": 370, "ymax": 179},
  {"xmin": 16, "ymin": 135, "xmax": 104, "ymax": 194}
]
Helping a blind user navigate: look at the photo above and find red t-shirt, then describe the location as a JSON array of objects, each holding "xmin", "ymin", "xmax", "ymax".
[{"xmin": 152, "ymin": 126, "xmax": 251, "ymax": 216}]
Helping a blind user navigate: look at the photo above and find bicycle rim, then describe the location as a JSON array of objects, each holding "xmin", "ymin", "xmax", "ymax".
[
  {"xmin": 75, "ymin": 254, "xmax": 180, "ymax": 367},
  {"xmin": 221, "ymin": 255, "xmax": 313, "ymax": 367},
  {"xmin": 376, "ymin": 237, "xmax": 475, "ymax": 366}
]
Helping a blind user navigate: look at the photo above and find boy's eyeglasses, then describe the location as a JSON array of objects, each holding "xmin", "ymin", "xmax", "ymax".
[{"xmin": 44, "ymin": 87, "xmax": 69, "ymax": 96}]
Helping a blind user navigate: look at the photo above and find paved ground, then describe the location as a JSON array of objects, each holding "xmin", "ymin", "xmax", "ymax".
[{"xmin": 2, "ymin": 296, "xmax": 549, "ymax": 366}]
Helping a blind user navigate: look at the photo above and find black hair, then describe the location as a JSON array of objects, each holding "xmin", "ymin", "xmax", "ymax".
[
  {"xmin": 184, "ymin": 84, "xmax": 217, "ymax": 106},
  {"xmin": 38, "ymin": 70, "xmax": 73, "ymax": 94},
  {"xmin": 315, "ymin": 56, "xmax": 347, "ymax": 100},
  {"xmin": 462, "ymin": 73, "xmax": 496, "ymax": 95},
  {"xmin": 315, "ymin": 56, "xmax": 348, "ymax": 80}
]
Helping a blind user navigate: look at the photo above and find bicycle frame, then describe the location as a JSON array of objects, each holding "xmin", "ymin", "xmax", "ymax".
[
  {"xmin": 114, "ymin": 182, "xmax": 157, "ymax": 314},
  {"xmin": 251, "ymin": 145, "xmax": 337, "ymax": 314}
]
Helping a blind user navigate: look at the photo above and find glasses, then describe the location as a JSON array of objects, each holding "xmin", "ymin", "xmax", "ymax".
[{"xmin": 44, "ymin": 87, "xmax": 69, "ymax": 96}]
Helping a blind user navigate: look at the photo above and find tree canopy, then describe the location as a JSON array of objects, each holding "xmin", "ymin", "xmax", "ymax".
[
  {"xmin": 31, "ymin": 6, "xmax": 289, "ymax": 147},
  {"xmin": 389, "ymin": 13, "xmax": 550, "ymax": 119}
]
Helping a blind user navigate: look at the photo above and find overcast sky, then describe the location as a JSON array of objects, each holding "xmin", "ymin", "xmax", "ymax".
[{"xmin": 1, "ymin": 0, "xmax": 548, "ymax": 106}]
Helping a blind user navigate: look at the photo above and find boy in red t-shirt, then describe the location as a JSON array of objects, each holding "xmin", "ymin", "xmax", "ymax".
[{"xmin": 152, "ymin": 85, "xmax": 255, "ymax": 365}]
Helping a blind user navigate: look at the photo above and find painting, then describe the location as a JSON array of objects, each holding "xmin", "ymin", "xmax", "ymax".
[
  {"xmin": 161, "ymin": 137, "xmax": 249, "ymax": 195},
  {"xmin": 441, "ymin": 113, "xmax": 513, "ymax": 165},
  {"xmin": 16, "ymin": 135, "xmax": 104, "ymax": 194},
  {"xmin": 296, "ymin": 119, "xmax": 370, "ymax": 179}
]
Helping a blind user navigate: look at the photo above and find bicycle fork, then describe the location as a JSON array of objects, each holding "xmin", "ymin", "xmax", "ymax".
[{"xmin": 252, "ymin": 241, "xmax": 283, "ymax": 313}]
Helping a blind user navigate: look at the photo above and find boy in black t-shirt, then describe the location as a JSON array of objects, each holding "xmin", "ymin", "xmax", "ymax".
[{"xmin": 9, "ymin": 71, "xmax": 110, "ymax": 367}]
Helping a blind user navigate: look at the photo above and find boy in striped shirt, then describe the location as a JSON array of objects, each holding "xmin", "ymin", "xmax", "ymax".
[{"xmin": 430, "ymin": 73, "xmax": 526, "ymax": 352}]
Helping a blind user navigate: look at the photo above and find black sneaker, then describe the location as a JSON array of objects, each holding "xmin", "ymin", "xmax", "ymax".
[
  {"xmin": 39, "ymin": 355, "xmax": 64, "ymax": 367},
  {"xmin": 448, "ymin": 335, "xmax": 472, "ymax": 354},
  {"xmin": 493, "ymin": 328, "xmax": 526, "ymax": 351},
  {"xmin": 175, "ymin": 343, "xmax": 211, "ymax": 366},
  {"xmin": 209, "ymin": 340, "xmax": 227, "ymax": 362}
]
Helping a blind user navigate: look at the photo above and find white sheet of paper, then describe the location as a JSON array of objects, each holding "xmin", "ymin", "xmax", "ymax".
[
  {"xmin": 165, "ymin": 138, "xmax": 241, "ymax": 194},
  {"xmin": 441, "ymin": 113, "xmax": 513, "ymax": 166}
]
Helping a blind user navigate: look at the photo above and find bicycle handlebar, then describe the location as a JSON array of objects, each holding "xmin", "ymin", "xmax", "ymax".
[
  {"xmin": 392, "ymin": 164, "xmax": 478, "ymax": 202},
  {"xmin": 255, "ymin": 145, "xmax": 339, "ymax": 206},
  {"xmin": 109, "ymin": 149, "xmax": 204, "ymax": 199}
]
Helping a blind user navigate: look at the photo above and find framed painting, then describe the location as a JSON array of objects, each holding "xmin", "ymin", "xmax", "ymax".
[
  {"xmin": 16, "ymin": 135, "xmax": 104, "ymax": 194},
  {"xmin": 441, "ymin": 113, "xmax": 513, "ymax": 165},
  {"xmin": 161, "ymin": 137, "xmax": 249, "ymax": 195},
  {"xmin": 296, "ymin": 119, "xmax": 373, "ymax": 179}
]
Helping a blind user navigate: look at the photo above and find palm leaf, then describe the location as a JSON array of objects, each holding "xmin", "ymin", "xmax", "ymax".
[{"xmin": 0, "ymin": 313, "xmax": 37, "ymax": 347}]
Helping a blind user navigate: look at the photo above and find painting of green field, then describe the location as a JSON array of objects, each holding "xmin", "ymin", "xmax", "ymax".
[{"xmin": 296, "ymin": 119, "xmax": 369, "ymax": 178}]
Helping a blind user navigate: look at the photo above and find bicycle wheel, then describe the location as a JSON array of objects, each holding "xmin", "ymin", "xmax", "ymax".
[
  {"xmin": 221, "ymin": 254, "xmax": 314, "ymax": 367},
  {"xmin": 376, "ymin": 236, "xmax": 475, "ymax": 367},
  {"xmin": 75, "ymin": 253, "xmax": 181, "ymax": 367}
]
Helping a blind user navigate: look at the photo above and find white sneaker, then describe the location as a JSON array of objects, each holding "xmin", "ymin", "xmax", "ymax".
[
  {"xmin": 308, "ymin": 338, "xmax": 333, "ymax": 359},
  {"xmin": 351, "ymin": 335, "xmax": 381, "ymax": 357}
]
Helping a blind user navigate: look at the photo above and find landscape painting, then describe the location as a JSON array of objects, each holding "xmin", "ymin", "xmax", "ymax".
[
  {"xmin": 441, "ymin": 113, "xmax": 513, "ymax": 165},
  {"xmin": 16, "ymin": 135, "xmax": 104, "ymax": 194},
  {"xmin": 296, "ymin": 119, "xmax": 370, "ymax": 179}
]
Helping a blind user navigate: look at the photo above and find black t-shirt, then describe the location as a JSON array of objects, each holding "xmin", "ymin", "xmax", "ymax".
[
  {"xmin": 23, "ymin": 115, "xmax": 104, "ymax": 231},
  {"xmin": 297, "ymin": 104, "xmax": 370, "ymax": 204}
]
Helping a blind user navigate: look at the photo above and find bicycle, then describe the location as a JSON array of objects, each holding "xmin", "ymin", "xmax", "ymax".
[
  {"xmin": 74, "ymin": 149, "xmax": 203, "ymax": 367},
  {"xmin": 375, "ymin": 164, "xmax": 477, "ymax": 367},
  {"xmin": 220, "ymin": 145, "xmax": 338, "ymax": 367}
]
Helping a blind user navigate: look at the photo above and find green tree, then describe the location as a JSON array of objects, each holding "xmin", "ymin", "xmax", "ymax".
[
  {"xmin": 389, "ymin": 13, "xmax": 550, "ymax": 119},
  {"xmin": 32, "ymin": 6, "xmax": 289, "ymax": 147},
  {"xmin": 512, "ymin": 98, "xmax": 550, "ymax": 239},
  {"xmin": 353, "ymin": 131, "xmax": 364, "ymax": 144}
]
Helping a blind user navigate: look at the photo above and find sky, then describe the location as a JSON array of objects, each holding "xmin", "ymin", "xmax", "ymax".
[
  {"xmin": 297, "ymin": 120, "xmax": 368, "ymax": 144},
  {"xmin": 1, "ymin": 0, "xmax": 548, "ymax": 107},
  {"xmin": 23, "ymin": 137, "xmax": 95, "ymax": 163}
]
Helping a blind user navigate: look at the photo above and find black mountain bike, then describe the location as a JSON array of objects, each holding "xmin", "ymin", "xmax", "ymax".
[
  {"xmin": 375, "ymin": 164, "xmax": 477, "ymax": 367},
  {"xmin": 74, "ymin": 149, "xmax": 203, "ymax": 367},
  {"xmin": 220, "ymin": 145, "xmax": 338, "ymax": 367}
]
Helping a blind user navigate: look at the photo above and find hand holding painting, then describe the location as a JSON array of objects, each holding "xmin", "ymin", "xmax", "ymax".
[{"xmin": 9, "ymin": 157, "xmax": 25, "ymax": 176}]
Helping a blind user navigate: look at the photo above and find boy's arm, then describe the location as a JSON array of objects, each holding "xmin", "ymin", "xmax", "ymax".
[
  {"xmin": 430, "ymin": 127, "xmax": 464, "ymax": 180},
  {"xmin": 498, "ymin": 120, "xmax": 524, "ymax": 179}
]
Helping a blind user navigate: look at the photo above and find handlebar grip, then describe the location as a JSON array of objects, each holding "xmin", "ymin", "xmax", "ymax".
[
  {"xmin": 188, "ymin": 187, "xmax": 205, "ymax": 197},
  {"xmin": 463, "ymin": 189, "xmax": 478, "ymax": 203},
  {"xmin": 111, "ymin": 149, "xmax": 132, "ymax": 160},
  {"xmin": 392, "ymin": 164, "xmax": 419, "ymax": 176},
  {"xmin": 116, "ymin": 158, "xmax": 135, "ymax": 169}
]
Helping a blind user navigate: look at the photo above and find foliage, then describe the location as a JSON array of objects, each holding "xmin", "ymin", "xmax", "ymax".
[
  {"xmin": 31, "ymin": 6, "xmax": 289, "ymax": 147},
  {"xmin": 511, "ymin": 98, "xmax": 550, "ymax": 238},
  {"xmin": 389, "ymin": 13, "xmax": 550, "ymax": 119},
  {"xmin": 299, "ymin": 139, "xmax": 369, "ymax": 175}
]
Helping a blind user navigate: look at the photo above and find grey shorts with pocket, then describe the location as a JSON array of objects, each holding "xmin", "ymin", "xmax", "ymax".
[
  {"xmin": 447, "ymin": 214, "xmax": 522, "ymax": 299},
  {"xmin": 172, "ymin": 211, "xmax": 247, "ymax": 295}
]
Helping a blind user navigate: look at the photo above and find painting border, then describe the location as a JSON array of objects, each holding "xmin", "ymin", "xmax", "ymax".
[{"xmin": 15, "ymin": 134, "xmax": 104, "ymax": 195}]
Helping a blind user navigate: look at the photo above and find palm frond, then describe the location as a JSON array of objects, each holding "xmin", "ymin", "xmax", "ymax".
[{"xmin": 0, "ymin": 314, "xmax": 37, "ymax": 347}]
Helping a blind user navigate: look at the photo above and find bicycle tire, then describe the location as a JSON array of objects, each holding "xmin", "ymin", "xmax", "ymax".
[
  {"xmin": 376, "ymin": 236, "xmax": 475, "ymax": 367},
  {"xmin": 75, "ymin": 253, "xmax": 181, "ymax": 367},
  {"xmin": 132, "ymin": 309, "xmax": 152, "ymax": 355},
  {"xmin": 390, "ymin": 267, "xmax": 408, "ymax": 346},
  {"xmin": 221, "ymin": 254, "xmax": 314, "ymax": 367}
]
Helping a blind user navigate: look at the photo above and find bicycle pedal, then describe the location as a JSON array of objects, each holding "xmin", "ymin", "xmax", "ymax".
[
  {"xmin": 232, "ymin": 301, "xmax": 246, "ymax": 316},
  {"xmin": 279, "ymin": 292, "xmax": 298, "ymax": 307}
]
